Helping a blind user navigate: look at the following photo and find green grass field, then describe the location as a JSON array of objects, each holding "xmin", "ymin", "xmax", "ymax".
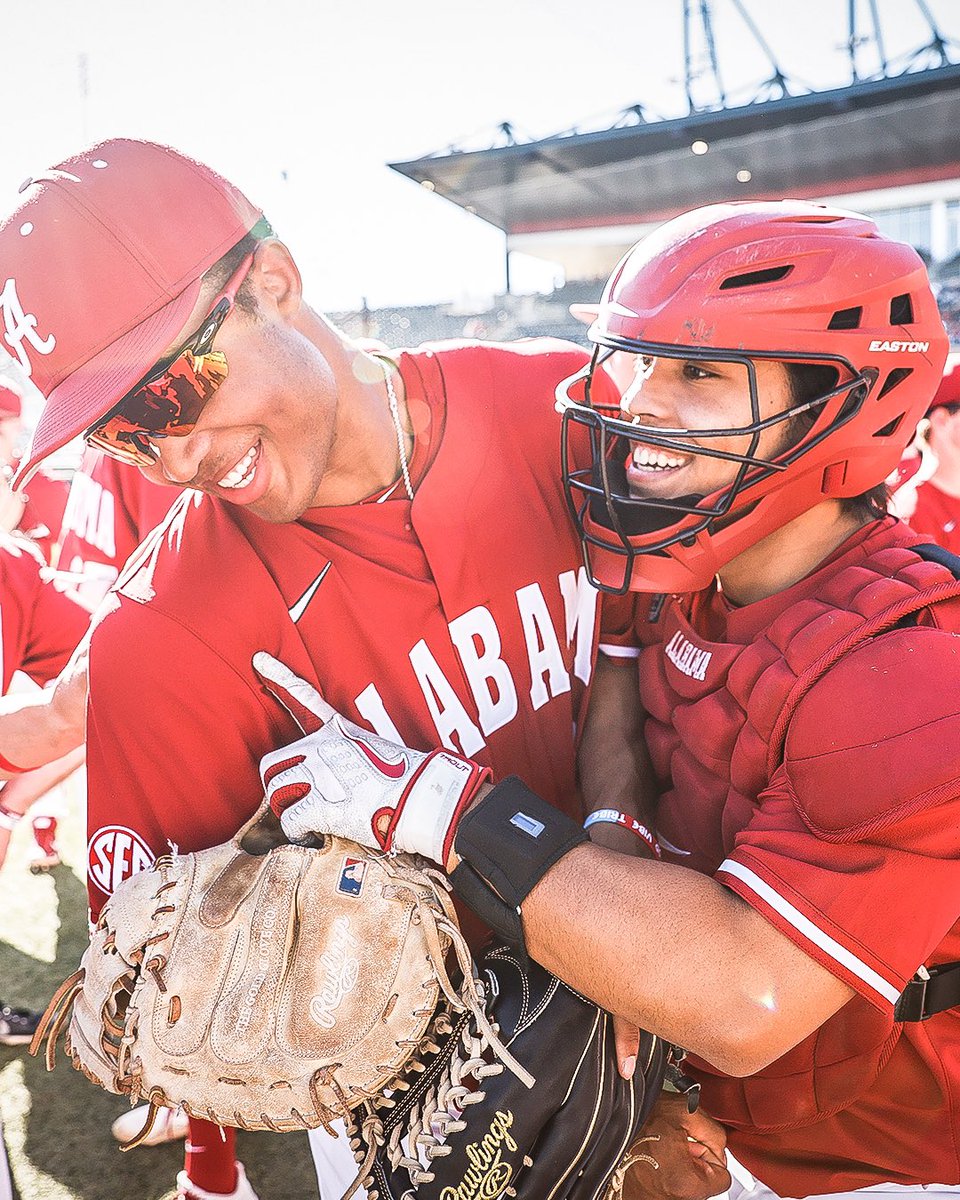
[{"xmin": 0, "ymin": 774, "xmax": 319, "ymax": 1200}]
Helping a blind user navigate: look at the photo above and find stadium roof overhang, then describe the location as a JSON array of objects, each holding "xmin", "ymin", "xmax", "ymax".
[{"xmin": 389, "ymin": 64, "xmax": 960, "ymax": 244}]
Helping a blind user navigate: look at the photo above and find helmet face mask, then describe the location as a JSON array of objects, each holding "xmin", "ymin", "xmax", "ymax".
[{"xmin": 556, "ymin": 201, "xmax": 948, "ymax": 595}]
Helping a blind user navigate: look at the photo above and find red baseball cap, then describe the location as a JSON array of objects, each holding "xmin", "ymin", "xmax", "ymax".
[
  {"xmin": 2, "ymin": 140, "xmax": 263, "ymax": 485},
  {"xmin": 0, "ymin": 383, "xmax": 22, "ymax": 419},
  {"xmin": 928, "ymin": 353, "xmax": 960, "ymax": 414}
]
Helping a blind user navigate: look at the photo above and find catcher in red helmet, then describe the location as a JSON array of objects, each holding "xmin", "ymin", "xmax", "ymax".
[
  {"xmin": 255, "ymin": 200, "xmax": 960, "ymax": 1200},
  {"xmin": 556, "ymin": 200, "xmax": 947, "ymax": 594}
]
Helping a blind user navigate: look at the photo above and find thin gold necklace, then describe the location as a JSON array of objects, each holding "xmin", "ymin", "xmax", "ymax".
[{"xmin": 382, "ymin": 360, "xmax": 414, "ymax": 500}]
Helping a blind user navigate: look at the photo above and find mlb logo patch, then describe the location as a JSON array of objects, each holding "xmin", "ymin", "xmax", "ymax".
[{"xmin": 337, "ymin": 856, "xmax": 366, "ymax": 897}]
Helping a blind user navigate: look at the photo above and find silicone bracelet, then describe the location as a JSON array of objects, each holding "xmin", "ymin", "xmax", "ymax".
[{"xmin": 583, "ymin": 809, "xmax": 662, "ymax": 859}]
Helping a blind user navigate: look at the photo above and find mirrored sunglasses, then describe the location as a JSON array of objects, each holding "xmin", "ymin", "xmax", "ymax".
[{"xmin": 85, "ymin": 250, "xmax": 255, "ymax": 468}]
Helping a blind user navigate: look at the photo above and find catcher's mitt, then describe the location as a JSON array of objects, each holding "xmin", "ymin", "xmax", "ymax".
[
  {"xmin": 32, "ymin": 804, "xmax": 667, "ymax": 1200},
  {"xmin": 30, "ymin": 804, "xmax": 527, "ymax": 1153},
  {"xmin": 348, "ymin": 942, "xmax": 666, "ymax": 1200}
]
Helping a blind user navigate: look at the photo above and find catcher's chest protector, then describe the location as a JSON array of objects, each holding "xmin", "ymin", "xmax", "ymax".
[
  {"xmin": 352, "ymin": 943, "xmax": 666, "ymax": 1200},
  {"xmin": 640, "ymin": 539, "xmax": 960, "ymax": 877},
  {"xmin": 637, "ymin": 536, "xmax": 960, "ymax": 1131}
]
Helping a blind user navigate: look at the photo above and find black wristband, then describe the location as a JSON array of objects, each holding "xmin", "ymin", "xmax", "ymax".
[{"xmin": 449, "ymin": 776, "xmax": 588, "ymax": 948}]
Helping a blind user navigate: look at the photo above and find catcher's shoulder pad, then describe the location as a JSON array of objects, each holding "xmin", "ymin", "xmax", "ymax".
[
  {"xmin": 354, "ymin": 941, "xmax": 666, "ymax": 1200},
  {"xmin": 785, "ymin": 627, "xmax": 960, "ymax": 837}
]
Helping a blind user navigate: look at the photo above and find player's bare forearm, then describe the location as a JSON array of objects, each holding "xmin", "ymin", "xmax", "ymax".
[
  {"xmin": 579, "ymin": 653, "xmax": 658, "ymax": 856},
  {"xmin": 0, "ymin": 747, "xmax": 84, "ymax": 808},
  {"xmin": 0, "ymin": 653, "xmax": 87, "ymax": 777},
  {"xmin": 517, "ymin": 844, "xmax": 854, "ymax": 1076}
]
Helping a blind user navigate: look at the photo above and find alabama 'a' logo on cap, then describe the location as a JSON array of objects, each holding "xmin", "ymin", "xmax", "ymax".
[
  {"xmin": 87, "ymin": 825, "xmax": 155, "ymax": 895},
  {"xmin": 0, "ymin": 278, "xmax": 56, "ymax": 377}
]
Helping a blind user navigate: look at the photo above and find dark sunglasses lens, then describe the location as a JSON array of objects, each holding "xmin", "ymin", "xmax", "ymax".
[
  {"xmin": 87, "ymin": 425, "xmax": 157, "ymax": 467},
  {"xmin": 133, "ymin": 350, "xmax": 228, "ymax": 433}
]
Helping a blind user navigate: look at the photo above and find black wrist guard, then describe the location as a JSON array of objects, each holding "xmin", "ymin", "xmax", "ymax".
[{"xmin": 449, "ymin": 776, "xmax": 588, "ymax": 950}]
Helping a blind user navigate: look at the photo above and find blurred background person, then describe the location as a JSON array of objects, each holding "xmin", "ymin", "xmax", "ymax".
[
  {"xmin": 56, "ymin": 446, "xmax": 179, "ymax": 611},
  {"xmin": 0, "ymin": 380, "xmax": 69, "ymax": 565},
  {"xmin": 0, "ymin": 530, "xmax": 88, "ymax": 1044},
  {"xmin": 905, "ymin": 353, "xmax": 960, "ymax": 554}
]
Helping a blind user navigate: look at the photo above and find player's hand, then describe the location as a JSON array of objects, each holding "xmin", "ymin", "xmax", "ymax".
[
  {"xmin": 619, "ymin": 1092, "xmax": 731, "ymax": 1200},
  {"xmin": 253, "ymin": 652, "xmax": 490, "ymax": 862},
  {"xmin": 614, "ymin": 1015, "xmax": 642, "ymax": 1080}
]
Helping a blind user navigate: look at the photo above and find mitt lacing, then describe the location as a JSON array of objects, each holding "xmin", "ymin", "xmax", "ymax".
[
  {"xmin": 343, "ymin": 967, "xmax": 529, "ymax": 1200},
  {"xmin": 28, "ymin": 968, "xmax": 86, "ymax": 1070},
  {"xmin": 29, "ymin": 874, "xmax": 181, "ymax": 1152}
]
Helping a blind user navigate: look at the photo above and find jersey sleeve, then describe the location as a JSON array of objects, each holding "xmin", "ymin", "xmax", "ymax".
[
  {"xmin": 85, "ymin": 596, "xmax": 288, "ymax": 916},
  {"xmin": 716, "ymin": 627, "xmax": 960, "ymax": 1011},
  {"xmin": 1, "ymin": 539, "xmax": 89, "ymax": 688}
]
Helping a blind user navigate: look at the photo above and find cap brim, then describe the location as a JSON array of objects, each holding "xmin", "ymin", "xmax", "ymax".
[{"xmin": 14, "ymin": 280, "xmax": 203, "ymax": 488}]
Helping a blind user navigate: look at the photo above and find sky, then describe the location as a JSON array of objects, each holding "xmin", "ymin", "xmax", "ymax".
[{"xmin": 1, "ymin": 0, "xmax": 958, "ymax": 312}]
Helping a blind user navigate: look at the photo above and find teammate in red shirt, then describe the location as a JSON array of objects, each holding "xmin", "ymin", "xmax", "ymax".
[
  {"xmin": 259, "ymin": 202, "xmax": 960, "ymax": 1200},
  {"xmin": 0, "ymin": 526, "xmax": 88, "ymax": 862},
  {"xmin": 906, "ymin": 355, "xmax": 960, "ymax": 554},
  {"xmin": 0, "ymin": 530, "xmax": 88, "ymax": 1036},
  {"xmin": 0, "ymin": 379, "xmax": 69, "ymax": 564},
  {"xmin": 3, "ymin": 140, "xmax": 615, "ymax": 1200},
  {"xmin": 57, "ymin": 446, "xmax": 177, "ymax": 609},
  {"xmin": 0, "ymin": 533, "xmax": 86, "ymax": 696}
]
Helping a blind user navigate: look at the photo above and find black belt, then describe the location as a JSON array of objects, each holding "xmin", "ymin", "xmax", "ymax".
[{"xmin": 893, "ymin": 961, "xmax": 960, "ymax": 1022}]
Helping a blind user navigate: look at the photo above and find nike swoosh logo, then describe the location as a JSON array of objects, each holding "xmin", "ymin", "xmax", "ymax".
[
  {"xmin": 344, "ymin": 727, "xmax": 407, "ymax": 779},
  {"xmin": 288, "ymin": 562, "xmax": 331, "ymax": 624}
]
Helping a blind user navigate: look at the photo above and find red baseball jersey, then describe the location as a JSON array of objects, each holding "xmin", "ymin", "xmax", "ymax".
[
  {"xmin": 907, "ymin": 478, "xmax": 960, "ymax": 555},
  {"xmin": 57, "ymin": 447, "xmax": 177, "ymax": 607},
  {"xmin": 14, "ymin": 462, "xmax": 69, "ymax": 565},
  {"xmin": 605, "ymin": 520, "xmax": 960, "ymax": 1194},
  {"xmin": 85, "ymin": 342, "xmax": 599, "ymax": 938},
  {"xmin": 0, "ymin": 532, "xmax": 88, "ymax": 692}
]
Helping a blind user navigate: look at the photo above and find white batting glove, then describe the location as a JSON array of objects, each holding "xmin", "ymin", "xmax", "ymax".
[{"xmin": 253, "ymin": 652, "xmax": 491, "ymax": 864}]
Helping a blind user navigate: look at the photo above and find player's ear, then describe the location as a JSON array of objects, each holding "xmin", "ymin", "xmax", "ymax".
[{"xmin": 249, "ymin": 240, "xmax": 303, "ymax": 320}]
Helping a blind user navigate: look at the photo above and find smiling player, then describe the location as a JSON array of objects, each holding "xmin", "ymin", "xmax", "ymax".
[{"xmin": 3, "ymin": 138, "xmax": 609, "ymax": 1200}]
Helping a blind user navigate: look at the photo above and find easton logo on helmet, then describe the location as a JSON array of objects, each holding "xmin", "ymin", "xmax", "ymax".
[{"xmin": 868, "ymin": 340, "xmax": 931, "ymax": 353}]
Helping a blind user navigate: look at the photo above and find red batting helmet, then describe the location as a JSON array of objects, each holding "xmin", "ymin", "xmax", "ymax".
[{"xmin": 556, "ymin": 200, "xmax": 948, "ymax": 593}]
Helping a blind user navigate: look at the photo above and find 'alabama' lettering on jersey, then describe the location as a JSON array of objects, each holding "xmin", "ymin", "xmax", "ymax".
[{"xmin": 85, "ymin": 342, "xmax": 600, "ymax": 917}]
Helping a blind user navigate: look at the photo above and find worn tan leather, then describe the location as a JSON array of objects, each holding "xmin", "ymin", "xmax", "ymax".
[{"xmin": 32, "ymin": 804, "xmax": 473, "ymax": 1138}]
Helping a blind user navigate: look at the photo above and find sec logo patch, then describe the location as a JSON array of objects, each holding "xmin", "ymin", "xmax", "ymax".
[{"xmin": 87, "ymin": 825, "xmax": 155, "ymax": 895}]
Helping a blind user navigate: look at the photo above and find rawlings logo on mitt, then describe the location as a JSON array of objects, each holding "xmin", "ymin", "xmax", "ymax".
[
  {"xmin": 30, "ymin": 804, "xmax": 528, "ymax": 1157},
  {"xmin": 350, "ymin": 942, "xmax": 666, "ymax": 1200}
]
